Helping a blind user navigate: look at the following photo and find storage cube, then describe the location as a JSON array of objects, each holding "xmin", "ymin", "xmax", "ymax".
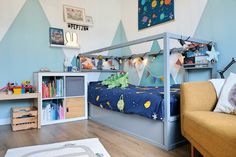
[
  {"xmin": 66, "ymin": 97, "xmax": 85, "ymax": 119},
  {"xmin": 66, "ymin": 77, "xmax": 85, "ymax": 97}
]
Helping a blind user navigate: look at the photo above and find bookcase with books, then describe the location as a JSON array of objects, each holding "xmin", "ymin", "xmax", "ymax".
[{"xmin": 33, "ymin": 72, "xmax": 87, "ymax": 125}]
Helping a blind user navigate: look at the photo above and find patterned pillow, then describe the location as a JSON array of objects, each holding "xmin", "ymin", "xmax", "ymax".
[{"xmin": 214, "ymin": 73, "xmax": 236, "ymax": 114}]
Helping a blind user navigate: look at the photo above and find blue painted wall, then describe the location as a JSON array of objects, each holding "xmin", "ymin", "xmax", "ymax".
[
  {"xmin": 194, "ymin": 0, "xmax": 236, "ymax": 77},
  {"xmin": 0, "ymin": 0, "xmax": 64, "ymax": 121},
  {"xmin": 99, "ymin": 21, "xmax": 140, "ymax": 85}
]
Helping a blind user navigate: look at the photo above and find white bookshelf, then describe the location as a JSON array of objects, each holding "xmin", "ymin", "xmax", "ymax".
[{"xmin": 33, "ymin": 72, "xmax": 87, "ymax": 126}]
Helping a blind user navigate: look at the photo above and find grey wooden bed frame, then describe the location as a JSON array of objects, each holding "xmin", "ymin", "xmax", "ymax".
[
  {"xmin": 82, "ymin": 32, "xmax": 212, "ymax": 150},
  {"xmin": 89, "ymin": 104, "xmax": 183, "ymax": 150}
]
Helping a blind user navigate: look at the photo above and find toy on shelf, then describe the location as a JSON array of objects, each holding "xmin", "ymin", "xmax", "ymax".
[
  {"xmin": 5, "ymin": 81, "xmax": 34, "ymax": 95},
  {"xmin": 97, "ymin": 55, "xmax": 103, "ymax": 70}
]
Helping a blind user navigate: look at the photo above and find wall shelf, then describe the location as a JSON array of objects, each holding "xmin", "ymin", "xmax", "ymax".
[
  {"xmin": 42, "ymin": 97, "xmax": 65, "ymax": 101},
  {"xmin": 182, "ymin": 64, "xmax": 215, "ymax": 82},
  {"xmin": 0, "ymin": 93, "xmax": 39, "ymax": 101},
  {"xmin": 50, "ymin": 44, "xmax": 80, "ymax": 49},
  {"xmin": 0, "ymin": 92, "xmax": 41, "ymax": 129},
  {"xmin": 80, "ymin": 69, "xmax": 120, "ymax": 73}
]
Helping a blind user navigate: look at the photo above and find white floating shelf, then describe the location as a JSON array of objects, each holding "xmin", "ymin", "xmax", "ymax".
[
  {"xmin": 42, "ymin": 97, "xmax": 64, "ymax": 101},
  {"xmin": 50, "ymin": 44, "xmax": 80, "ymax": 49}
]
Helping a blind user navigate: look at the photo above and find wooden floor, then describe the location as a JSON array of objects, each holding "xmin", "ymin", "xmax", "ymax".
[{"xmin": 0, "ymin": 120, "xmax": 190, "ymax": 157}]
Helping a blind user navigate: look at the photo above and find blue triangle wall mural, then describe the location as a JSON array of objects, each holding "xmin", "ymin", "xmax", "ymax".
[
  {"xmin": 0, "ymin": 0, "xmax": 64, "ymax": 87},
  {"xmin": 0, "ymin": 0, "xmax": 64, "ymax": 119},
  {"xmin": 140, "ymin": 40, "xmax": 174, "ymax": 86},
  {"xmin": 99, "ymin": 21, "xmax": 139, "ymax": 85},
  {"xmin": 194, "ymin": 0, "xmax": 236, "ymax": 76}
]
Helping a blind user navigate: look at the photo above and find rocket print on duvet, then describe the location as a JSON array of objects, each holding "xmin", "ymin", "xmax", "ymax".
[{"xmin": 117, "ymin": 95, "xmax": 125, "ymax": 112}]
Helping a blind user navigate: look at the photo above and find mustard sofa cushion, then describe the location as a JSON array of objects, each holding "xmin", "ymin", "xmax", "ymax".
[{"xmin": 183, "ymin": 111, "xmax": 236, "ymax": 157}]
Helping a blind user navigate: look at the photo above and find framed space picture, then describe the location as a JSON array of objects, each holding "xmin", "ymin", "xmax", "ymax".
[
  {"xmin": 49, "ymin": 27, "xmax": 64, "ymax": 45},
  {"xmin": 138, "ymin": 0, "xmax": 175, "ymax": 30},
  {"xmin": 63, "ymin": 5, "xmax": 86, "ymax": 25}
]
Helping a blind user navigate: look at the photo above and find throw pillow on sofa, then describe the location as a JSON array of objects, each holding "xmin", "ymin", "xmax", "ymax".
[
  {"xmin": 209, "ymin": 79, "xmax": 225, "ymax": 98},
  {"xmin": 214, "ymin": 73, "xmax": 236, "ymax": 114}
]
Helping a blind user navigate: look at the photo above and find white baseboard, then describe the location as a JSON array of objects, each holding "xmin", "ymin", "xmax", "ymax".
[{"xmin": 0, "ymin": 118, "xmax": 11, "ymax": 125}]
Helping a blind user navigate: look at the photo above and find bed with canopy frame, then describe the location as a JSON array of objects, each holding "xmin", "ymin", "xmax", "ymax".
[{"xmin": 80, "ymin": 32, "xmax": 214, "ymax": 150}]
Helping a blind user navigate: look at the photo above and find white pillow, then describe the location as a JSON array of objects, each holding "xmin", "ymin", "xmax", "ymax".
[
  {"xmin": 214, "ymin": 73, "xmax": 236, "ymax": 114},
  {"xmin": 209, "ymin": 79, "xmax": 225, "ymax": 98}
]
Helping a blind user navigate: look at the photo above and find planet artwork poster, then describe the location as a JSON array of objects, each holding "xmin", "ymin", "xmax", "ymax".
[{"xmin": 138, "ymin": 0, "xmax": 174, "ymax": 30}]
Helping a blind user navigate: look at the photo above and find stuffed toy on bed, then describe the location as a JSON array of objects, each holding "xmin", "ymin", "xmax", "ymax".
[{"xmin": 102, "ymin": 72, "xmax": 128, "ymax": 89}]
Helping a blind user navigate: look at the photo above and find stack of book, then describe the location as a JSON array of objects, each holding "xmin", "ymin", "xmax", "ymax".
[
  {"xmin": 42, "ymin": 79, "xmax": 64, "ymax": 98},
  {"xmin": 42, "ymin": 102, "xmax": 65, "ymax": 122}
]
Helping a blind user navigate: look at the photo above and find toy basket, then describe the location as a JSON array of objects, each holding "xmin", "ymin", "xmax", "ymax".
[{"xmin": 11, "ymin": 106, "xmax": 38, "ymax": 131}]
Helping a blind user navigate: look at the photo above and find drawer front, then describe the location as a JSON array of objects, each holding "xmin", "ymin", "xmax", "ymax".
[{"xmin": 66, "ymin": 97, "xmax": 85, "ymax": 118}]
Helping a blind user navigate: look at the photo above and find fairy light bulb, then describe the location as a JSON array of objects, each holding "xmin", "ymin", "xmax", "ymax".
[
  {"xmin": 119, "ymin": 59, "xmax": 123, "ymax": 64},
  {"xmin": 152, "ymin": 56, "xmax": 156, "ymax": 61},
  {"xmin": 143, "ymin": 58, "xmax": 148, "ymax": 65}
]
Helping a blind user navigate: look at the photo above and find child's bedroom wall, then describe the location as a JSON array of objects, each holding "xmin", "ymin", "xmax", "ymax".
[
  {"xmin": 194, "ymin": 0, "xmax": 236, "ymax": 76},
  {"xmin": 120, "ymin": 0, "xmax": 209, "ymax": 84},
  {"xmin": 119, "ymin": 0, "xmax": 236, "ymax": 83},
  {"xmin": 0, "ymin": 0, "xmax": 121, "ymax": 124},
  {"xmin": 1, "ymin": 0, "xmax": 235, "ymax": 124}
]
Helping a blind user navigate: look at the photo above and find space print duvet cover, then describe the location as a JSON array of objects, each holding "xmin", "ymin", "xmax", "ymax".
[{"xmin": 88, "ymin": 81, "xmax": 180, "ymax": 121}]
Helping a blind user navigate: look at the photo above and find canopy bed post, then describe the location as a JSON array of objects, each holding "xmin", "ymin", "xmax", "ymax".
[{"xmin": 163, "ymin": 33, "xmax": 171, "ymax": 149}]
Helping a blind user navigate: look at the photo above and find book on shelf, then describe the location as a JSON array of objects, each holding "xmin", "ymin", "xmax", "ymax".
[
  {"xmin": 42, "ymin": 101, "xmax": 65, "ymax": 122},
  {"xmin": 42, "ymin": 79, "xmax": 63, "ymax": 98}
]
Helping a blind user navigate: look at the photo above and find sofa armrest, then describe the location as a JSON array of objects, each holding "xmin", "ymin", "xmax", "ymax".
[{"xmin": 181, "ymin": 81, "xmax": 217, "ymax": 114}]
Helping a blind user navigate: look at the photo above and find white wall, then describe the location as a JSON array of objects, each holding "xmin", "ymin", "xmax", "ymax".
[
  {"xmin": 120, "ymin": 0, "xmax": 208, "ymax": 53},
  {"xmin": 39, "ymin": 0, "xmax": 122, "ymax": 82}
]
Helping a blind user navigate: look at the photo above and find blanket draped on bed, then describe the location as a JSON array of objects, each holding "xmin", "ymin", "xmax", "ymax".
[{"xmin": 88, "ymin": 82, "xmax": 180, "ymax": 121}]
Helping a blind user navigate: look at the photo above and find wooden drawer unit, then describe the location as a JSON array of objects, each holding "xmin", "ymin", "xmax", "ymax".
[{"xmin": 66, "ymin": 97, "xmax": 85, "ymax": 119}]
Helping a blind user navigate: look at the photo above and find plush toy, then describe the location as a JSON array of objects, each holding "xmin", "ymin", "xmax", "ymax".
[
  {"xmin": 22, "ymin": 81, "xmax": 31, "ymax": 86},
  {"xmin": 102, "ymin": 72, "xmax": 128, "ymax": 89},
  {"xmin": 97, "ymin": 55, "xmax": 103, "ymax": 70},
  {"xmin": 82, "ymin": 63, "xmax": 94, "ymax": 69}
]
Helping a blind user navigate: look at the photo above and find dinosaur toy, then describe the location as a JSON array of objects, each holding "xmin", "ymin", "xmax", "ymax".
[{"xmin": 102, "ymin": 72, "xmax": 128, "ymax": 89}]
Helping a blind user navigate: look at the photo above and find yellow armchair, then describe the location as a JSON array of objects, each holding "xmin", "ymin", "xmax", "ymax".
[{"xmin": 181, "ymin": 81, "xmax": 236, "ymax": 157}]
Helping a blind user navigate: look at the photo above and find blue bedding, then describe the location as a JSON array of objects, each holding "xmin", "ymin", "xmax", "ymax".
[{"xmin": 88, "ymin": 81, "xmax": 180, "ymax": 121}]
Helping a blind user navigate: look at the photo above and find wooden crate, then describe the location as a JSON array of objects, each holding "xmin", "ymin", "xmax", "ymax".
[
  {"xmin": 11, "ymin": 106, "xmax": 38, "ymax": 131},
  {"xmin": 66, "ymin": 97, "xmax": 85, "ymax": 119}
]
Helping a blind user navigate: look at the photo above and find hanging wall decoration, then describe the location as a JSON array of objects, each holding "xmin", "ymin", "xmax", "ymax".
[
  {"xmin": 138, "ymin": 0, "xmax": 175, "ymax": 30},
  {"xmin": 85, "ymin": 16, "xmax": 94, "ymax": 26},
  {"xmin": 65, "ymin": 31, "xmax": 80, "ymax": 48},
  {"xmin": 145, "ymin": 67, "xmax": 164, "ymax": 83},
  {"xmin": 49, "ymin": 27, "xmax": 64, "ymax": 45},
  {"xmin": 67, "ymin": 23, "xmax": 89, "ymax": 31},
  {"xmin": 64, "ymin": 5, "xmax": 94, "ymax": 31},
  {"xmin": 63, "ymin": 5, "xmax": 86, "ymax": 25}
]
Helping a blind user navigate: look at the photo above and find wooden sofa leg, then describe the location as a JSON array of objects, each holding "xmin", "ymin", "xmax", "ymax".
[{"xmin": 191, "ymin": 145, "xmax": 198, "ymax": 157}]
